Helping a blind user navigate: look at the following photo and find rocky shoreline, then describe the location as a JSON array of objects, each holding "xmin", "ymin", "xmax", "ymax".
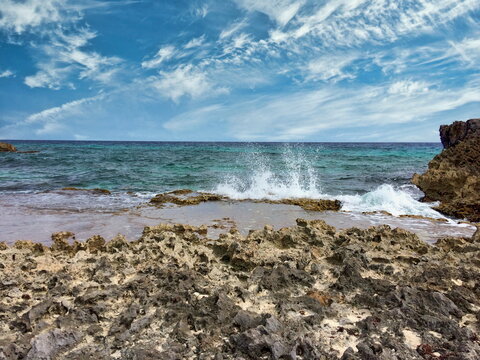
[
  {"xmin": 1, "ymin": 220, "xmax": 479, "ymax": 359},
  {"xmin": 413, "ymin": 119, "xmax": 480, "ymax": 222}
]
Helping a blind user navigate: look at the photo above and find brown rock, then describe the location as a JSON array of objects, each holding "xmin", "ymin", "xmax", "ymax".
[
  {"xmin": 271, "ymin": 198, "xmax": 342, "ymax": 211},
  {"xmin": 150, "ymin": 190, "xmax": 223, "ymax": 207},
  {"xmin": 440, "ymin": 118, "xmax": 480, "ymax": 148},
  {"xmin": 50, "ymin": 232, "xmax": 75, "ymax": 254},
  {"xmin": 473, "ymin": 225, "xmax": 480, "ymax": 243},
  {"xmin": 0, "ymin": 142, "xmax": 17, "ymax": 152},
  {"xmin": 86, "ymin": 235, "xmax": 106, "ymax": 253},
  {"xmin": 62, "ymin": 187, "xmax": 111, "ymax": 195},
  {"xmin": 412, "ymin": 118, "xmax": 480, "ymax": 222}
]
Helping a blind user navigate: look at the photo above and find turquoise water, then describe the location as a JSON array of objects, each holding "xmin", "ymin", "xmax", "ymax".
[
  {"xmin": 0, "ymin": 141, "xmax": 448, "ymax": 218},
  {"xmin": 1, "ymin": 141, "xmax": 440, "ymax": 195}
]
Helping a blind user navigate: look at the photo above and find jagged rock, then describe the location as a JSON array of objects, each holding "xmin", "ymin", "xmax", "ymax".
[
  {"xmin": 0, "ymin": 142, "xmax": 16, "ymax": 152},
  {"xmin": 51, "ymin": 232, "xmax": 75, "ymax": 252},
  {"xmin": 25, "ymin": 328, "xmax": 81, "ymax": 360},
  {"xmin": 0, "ymin": 220, "xmax": 479, "ymax": 359},
  {"xmin": 413, "ymin": 118, "xmax": 480, "ymax": 222},
  {"xmin": 473, "ymin": 226, "xmax": 480, "ymax": 243},
  {"xmin": 440, "ymin": 118, "xmax": 480, "ymax": 148}
]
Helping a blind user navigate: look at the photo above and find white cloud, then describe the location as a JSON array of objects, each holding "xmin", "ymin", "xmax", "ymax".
[
  {"xmin": 234, "ymin": 0, "xmax": 305, "ymax": 26},
  {"xmin": 25, "ymin": 94, "xmax": 105, "ymax": 135},
  {"xmin": 267, "ymin": 0, "xmax": 480, "ymax": 48},
  {"xmin": 164, "ymin": 80, "xmax": 480, "ymax": 140},
  {"xmin": 305, "ymin": 53, "xmax": 359, "ymax": 82},
  {"xmin": 220, "ymin": 19, "xmax": 248, "ymax": 39},
  {"xmin": 141, "ymin": 45, "xmax": 177, "ymax": 69},
  {"xmin": 24, "ymin": 28, "xmax": 122, "ymax": 89},
  {"xmin": 26, "ymin": 94, "xmax": 104, "ymax": 123},
  {"xmin": 185, "ymin": 35, "xmax": 206, "ymax": 49},
  {"xmin": 447, "ymin": 36, "xmax": 480, "ymax": 67},
  {"xmin": 388, "ymin": 80, "xmax": 430, "ymax": 96},
  {"xmin": 0, "ymin": 69, "xmax": 15, "ymax": 78},
  {"xmin": 0, "ymin": 0, "xmax": 67, "ymax": 34},
  {"xmin": 150, "ymin": 65, "xmax": 228, "ymax": 103}
]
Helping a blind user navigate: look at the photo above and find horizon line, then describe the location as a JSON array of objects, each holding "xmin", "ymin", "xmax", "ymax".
[{"xmin": 2, "ymin": 139, "xmax": 442, "ymax": 144}]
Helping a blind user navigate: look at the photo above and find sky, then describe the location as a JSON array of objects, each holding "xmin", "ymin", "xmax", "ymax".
[{"xmin": 0, "ymin": 0, "xmax": 479, "ymax": 142}]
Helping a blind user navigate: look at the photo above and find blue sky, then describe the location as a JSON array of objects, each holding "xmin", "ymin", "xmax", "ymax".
[{"xmin": 0, "ymin": 0, "xmax": 479, "ymax": 141}]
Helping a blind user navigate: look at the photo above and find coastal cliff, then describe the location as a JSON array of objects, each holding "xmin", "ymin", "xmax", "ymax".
[
  {"xmin": 412, "ymin": 118, "xmax": 480, "ymax": 222},
  {"xmin": 1, "ymin": 221, "xmax": 479, "ymax": 359}
]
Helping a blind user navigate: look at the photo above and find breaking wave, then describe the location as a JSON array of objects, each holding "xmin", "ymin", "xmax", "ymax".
[{"xmin": 213, "ymin": 147, "xmax": 446, "ymax": 219}]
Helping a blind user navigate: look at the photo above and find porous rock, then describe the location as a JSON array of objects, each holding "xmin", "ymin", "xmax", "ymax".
[
  {"xmin": 413, "ymin": 118, "xmax": 480, "ymax": 222},
  {"xmin": 0, "ymin": 220, "xmax": 479, "ymax": 359}
]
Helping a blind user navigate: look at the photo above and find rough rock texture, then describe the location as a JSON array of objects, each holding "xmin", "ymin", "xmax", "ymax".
[
  {"xmin": 150, "ymin": 190, "xmax": 225, "ymax": 207},
  {"xmin": 1, "ymin": 220, "xmax": 479, "ymax": 359},
  {"xmin": 269, "ymin": 199, "xmax": 342, "ymax": 212},
  {"xmin": 440, "ymin": 119, "xmax": 480, "ymax": 149},
  {"xmin": 150, "ymin": 190, "xmax": 342, "ymax": 212},
  {"xmin": 0, "ymin": 142, "xmax": 17, "ymax": 152},
  {"xmin": 413, "ymin": 118, "xmax": 480, "ymax": 222}
]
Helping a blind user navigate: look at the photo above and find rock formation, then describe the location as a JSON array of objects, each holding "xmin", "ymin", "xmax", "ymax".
[
  {"xmin": 0, "ymin": 142, "xmax": 17, "ymax": 152},
  {"xmin": 413, "ymin": 118, "xmax": 480, "ymax": 222},
  {"xmin": 1, "ymin": 220, "xmax": 479, "ymax": 359},
  {"xmin": 150, "ymin": 189, "xmax": 342, "ymax": 212}
]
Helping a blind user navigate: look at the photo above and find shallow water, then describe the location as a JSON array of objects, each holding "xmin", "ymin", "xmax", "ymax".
[{"xmin": 0, "ymin": 192, "xmax": 475, "ymax": 245}]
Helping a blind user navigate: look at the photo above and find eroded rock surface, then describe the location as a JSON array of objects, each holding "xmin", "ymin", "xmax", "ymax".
[
  {"xmin": 413, "ymin": 118, "xmax": 480, "ymax": 222},
  {"xmin": 150, "ymin": 189, "xmax": 342, "ymax": 212},
  {"xmin": 1, "ymin": 220, "xmax": 479, "ymax": 359},
  {"xmin": 150, "ymin": 189, "xmax": 225, "ymax": 207}
]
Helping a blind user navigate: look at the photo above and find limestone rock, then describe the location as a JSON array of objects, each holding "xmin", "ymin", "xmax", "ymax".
[
  {"xmin": 1, "ymin": 220, "xmax": 479, "ymax": 359},
  {"xmin": 413, "ymin": 118, "xmax": 480, "ymax": 221}
]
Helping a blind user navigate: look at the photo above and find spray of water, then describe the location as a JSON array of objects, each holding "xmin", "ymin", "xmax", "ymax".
[{"xmin": 213, "ymin": 145, "xmax": 447, "ymax": 219}]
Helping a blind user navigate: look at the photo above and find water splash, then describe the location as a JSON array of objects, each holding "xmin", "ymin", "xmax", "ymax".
[
  {"xmin": 214, "ymin": 145, "xmax": 325, "ymax": 200},
  {"xmin": 338, "ymin": 184, "xmax": 445, "ymax": 219},
  {"xmin": 214, "ymin": 146, "xmax": 446, "ymax": 219}
]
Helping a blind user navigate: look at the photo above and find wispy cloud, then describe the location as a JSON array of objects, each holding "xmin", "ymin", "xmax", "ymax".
[
  {"xmin": 0, "ymin": 69, "xmax": 15, "ymax": 78},
  {"xmin": 150, "ymin": 65, "xmax": 228, "ymax": 103},
  {"xmin": 141, "ymin": 45, "xmax": 177, "ymax": 69},
  {"xmin": 234, "ymin": 0, "xmax": 305, "ymax": 27},
  {"xmin": 24, "ymin": 28, "xmax": 122, "ymax": 89},
  {"xmin": 165, "ymin": 79, "xmax": 480, "ymax": 140},
  {"xmin": 25, "ymin": 94, "xmax": 105, "ymax": 134}
]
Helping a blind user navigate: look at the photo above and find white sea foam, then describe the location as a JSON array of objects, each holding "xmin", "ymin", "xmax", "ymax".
[
  {"xmin": 214, "ymin": 164, "xmax": 446, "ymax": 219},
  {"xmin": 338, "ymin": 184, "xmax": 445, "ymax": 219}
]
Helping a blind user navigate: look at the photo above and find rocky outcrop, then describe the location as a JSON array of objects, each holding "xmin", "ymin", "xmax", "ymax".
[
  {"xmin": 270, "ymin": 198, "xmax": 342, "ymax": 211},
  {"xmin": 150, "ymin": 189, "xmax": 342, "ymax": 212},
  {"xmin": 1, "ymin": 220, "xmax": 479, "ymax": 359},
  {"xmin": 413, "ymin": 118, "xmax": 480, "ymax": 222},
  {"xmin": 440, "ymin": 119, "xmax": 480, "ymax": 148},
  {"xmin": 150, "ymin": 189, "xmax": 224, "ymax": 207},
  {"xmin": 0, "ymin": 142, "xmax": 17, "ymax": 152}
]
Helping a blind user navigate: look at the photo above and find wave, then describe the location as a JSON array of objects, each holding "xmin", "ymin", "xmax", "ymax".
[
  {"xmin": 337, "ymin": 184, "xmax": 444, "ymax": 218},
  {"xmin": 214, "ymin": 145, "xmax": 324, "ymax": 200},
  {"xmin": 212, "ymin": 147, "xmax": 445, "ymax": 219}
]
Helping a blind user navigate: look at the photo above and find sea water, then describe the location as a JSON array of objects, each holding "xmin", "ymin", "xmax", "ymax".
[{"xmin": 0, "ymin": 141, "xmax": 475, "ymax": 243}]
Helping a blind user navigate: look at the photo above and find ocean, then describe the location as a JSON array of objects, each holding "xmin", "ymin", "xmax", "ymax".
[{"xmin": 1, "ymin": 141, "xmax": 475, "ymax": 243}]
